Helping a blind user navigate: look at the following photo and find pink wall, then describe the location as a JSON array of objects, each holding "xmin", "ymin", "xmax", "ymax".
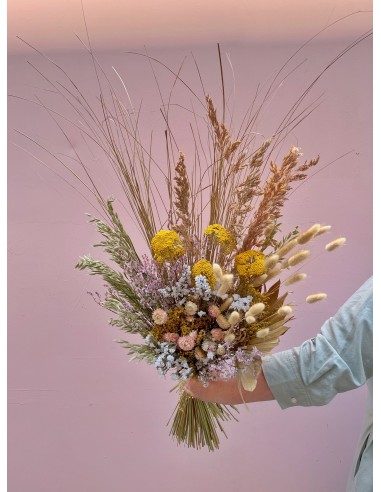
[{"xmin": 8, "ymin": 39, "xmax": 372, "ymax": 491}]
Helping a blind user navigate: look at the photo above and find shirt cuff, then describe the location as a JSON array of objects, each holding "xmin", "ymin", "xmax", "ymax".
[{"xmin": 262, "ymin": 349, "xmax": 313, "ymax": 409}]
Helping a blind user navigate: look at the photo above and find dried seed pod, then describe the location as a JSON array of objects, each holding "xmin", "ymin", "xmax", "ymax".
[
  {"xmin": 216, "ymin": 314, "xmax": 231, "ymax": 330},
  {"xmin": 264, "ymin": 254, "xmax": 279, "ymax": 270},
  {"xmin": 266, "ymin": 263, "xmax": 283, "ymax": 280},
  {"xmin": 277, "ymin": 305, "xmax": 293, "ymax": 316},
  {"xmin": 306, "ymin": 293, "xmax": 327, "ymax": 303},
  {"xmin": 284, "ymin": 273, "xmax": 307, "ymax": 285},
  {"xmin": 228, "ymin": 311, "xmax": 240, "ymax": 326},
  {"xmin": 251, "ymin": 274, "xmax": 268, "ymax": 287},
  {"xmin": 276, "ymin": 238, "xmax": 298, "ymax": 258},
  {"xmin": 213, "ymin": 263, "xmax": 223, "ymax": 279},
  {"xmin": 217, "ymin": 274, "xmax": 234, "ymax": 296},
  {"xmin": 246, "ymin": 302, "xmax": 265, "ymax": 317},
  {"xmin": 256, "ymin": 328, "xmax": 270, "ymax": 338},
  {"xmin": 220, "ymin": 297, "xmax": 233, "ymax": 312},
  {"xmin": 224, "ymin": 332, "xmax": 236, "ymax": 344},
  {"xmin": 316, "ymin": 225, "xmax": 332, "ymax": 236},
  {"xmin": 287, "ymin": 249, "xmax": 310, "ymax": 267},
  {"xmin": 325, "ymin": 237, "xmax": 346, "ymax": 252},
  {"xmin": 297, "ymin": 223, "xmax": 321, "ymax": 244}
]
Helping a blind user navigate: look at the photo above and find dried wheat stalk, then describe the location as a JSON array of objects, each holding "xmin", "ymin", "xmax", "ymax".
[{"xmin": 240, "ymin": 147, "xmax": 319, "ymax": 251}]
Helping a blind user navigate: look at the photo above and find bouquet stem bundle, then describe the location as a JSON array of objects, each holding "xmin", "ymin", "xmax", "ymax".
[{"xmin": 169, "ymin": 384, "xmax": 238, "ymax": 451}]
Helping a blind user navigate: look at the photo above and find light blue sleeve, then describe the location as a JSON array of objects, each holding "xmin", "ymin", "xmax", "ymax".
[{"xmin": 262, "ymin": 277, "xmax": 373, "ymax": 409}]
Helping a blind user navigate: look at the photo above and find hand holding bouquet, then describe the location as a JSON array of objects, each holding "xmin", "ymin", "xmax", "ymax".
[
  {"xmin": 75, "ymin": 107, "xmax": 344, "ymax": 450},
  {"xmin": 18, "ymin": 43, "xmax": 349, "ymax": 451}
]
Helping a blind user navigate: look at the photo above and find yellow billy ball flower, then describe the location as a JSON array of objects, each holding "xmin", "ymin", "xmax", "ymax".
[
  {"xmin": 235, "ymin": 250, "xmax": 266, "ymax": 277},
  {"xmin": 191, "ymin": 259, "xmax": 216, "ymax": 289},
  {"xmin": 151, "ymin": 230, "xmax": 186, "ymax": 264},
  {"xmin": 204, "ymin": 224, "xmax": 236, "ymax": 253}
]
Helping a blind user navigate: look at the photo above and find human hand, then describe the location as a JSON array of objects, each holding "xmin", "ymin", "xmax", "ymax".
[{"xmin": 184, "ymin": 370, "xmax": 274, "ymax": 405}]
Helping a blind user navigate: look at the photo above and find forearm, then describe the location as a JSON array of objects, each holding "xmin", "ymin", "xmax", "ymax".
[{"xmin": 184, "ymin": 369, "xmax": 275, "ymax": 405}]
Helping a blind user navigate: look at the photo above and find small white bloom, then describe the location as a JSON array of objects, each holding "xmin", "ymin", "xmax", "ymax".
[
  {"xmin": 185, "ymin": 301, "xmax": 198, "ymax": 315},
  {"xmin": 216, "ymin": 344, "xmax": 226, "ymax": 356}
]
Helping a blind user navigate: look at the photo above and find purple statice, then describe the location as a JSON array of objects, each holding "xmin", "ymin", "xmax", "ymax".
[
  {"xmin": 124, "ymin": 255, "xmax": 166, "ymax": 310},
  {"xmin": 196, "ymin": 346, "xmax": 262, "ymax": 386}
]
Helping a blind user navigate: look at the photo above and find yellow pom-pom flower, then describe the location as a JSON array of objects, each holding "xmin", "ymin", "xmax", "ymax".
[
  {"xmin": 151, "ymin": 230, "xmax": 186, "ymax": 264},
  {"xmin": 191, "ymin": 259, "xmax": 216, "ymax": 289},
  {"xmin": 235, "ymin": 250, "xmax": 266, "ymax": 277},
  {"xmin": 204, "ymin": 224, "xmax": 236, "ymax": 253}
]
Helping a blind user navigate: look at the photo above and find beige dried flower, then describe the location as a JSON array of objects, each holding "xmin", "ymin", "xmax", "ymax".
[
  {"xmin": 251, "ymin": 274, "xmax": 268, "ymax": 287},
  {"xmin": 184, "ymin": 301, "xmax": 198, "ymax": 315},
  {"xmin": 306, "ymin": 293, "xmax": 327, "ymax": 303},
  {"xmin": 256, "ymin": 328, "xmax": 270, "ymax": 338},
  {"xmin": 224, "ymin": 332, "xmax": 236, "ymax": 344},
  {"xmin": 228, "ymin": 311, "xmax": 240, "ymax": 326},
  {"xmin": 216, "ymin": 345, "xmax": 226, "ymax": 356},
  {"xmin": 220, "ymin": 297, "xmax": 233, "ymax": 312},
  {"xmin": 276, "ymin": 238, "xmax": 298, "ymax": 258},
  {"xmin": 297, "ymin": 223, "xmax": 321, "ymax": 244},
  {"xmin": 266, "ymin": 263, "xmax": 283, "ymax": 280},
  {"xmin": 277, "ymin": 306, "xmax": 293, "ymax": 316},
  {"xmin": 287, "ymin": 249, "xmax": 310, "ymax": 267},
  {"xmin": 325, "ymin": 237, "xmax": 346, "ymax": 251},
  {"xmin": 246, "ymin": 302, "xmax": 266, "ymax": 317},
  {"xmin": 217, "ymin": 274, "xmax": 234, "ymax": 296},
  {"xmin": 284, "ymin": 273, "xmax": 307, "ymax": 285},
  {"xmin": 216, "ymin": 314, "xmax": 231, "ymax": 330},
  {"xmin": 194, "ymin": 347, "xmax": 207, "ymax": 360},
  {"xmin": 264, "ymin": 254, "xmax": 279, "ymax": 270},
  {"xmin": 316, "ymin": 225, "xmax": 332, "ymax": 236},
  {"xmin": 213, "ymin": 263, "xmax": 223, "ymax": 279}
]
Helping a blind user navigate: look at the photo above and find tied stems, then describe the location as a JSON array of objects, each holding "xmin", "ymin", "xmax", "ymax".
[{"xmin": 168, "ymin": 383, "xmax": 239, "ymax": 451}]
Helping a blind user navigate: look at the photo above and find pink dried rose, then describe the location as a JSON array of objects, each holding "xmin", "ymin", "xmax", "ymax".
[
  {"xmin": 163, "ymin": 332, "xmax": 179, "ymax": 343},
  {"xmin": 177, "ymin": 335, "xmax": 196, "ymax": 351},
  {"xmin": 152, "ymin": 309, "xmax": 168, "ymax": 325},
  {"xmin": 210, "ymin": 328, "xmax": 224, "ymax": 342}
]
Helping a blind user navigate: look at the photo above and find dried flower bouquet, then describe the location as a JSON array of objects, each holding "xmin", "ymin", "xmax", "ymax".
[{"xmin": 15, "ymin": 39, "xmax": 365, "ymax": 450}]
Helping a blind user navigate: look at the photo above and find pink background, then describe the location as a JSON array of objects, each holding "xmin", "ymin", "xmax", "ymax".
[{"xmin": 8, "ymin": 12, "xmax": 372, "ymax": 492}]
